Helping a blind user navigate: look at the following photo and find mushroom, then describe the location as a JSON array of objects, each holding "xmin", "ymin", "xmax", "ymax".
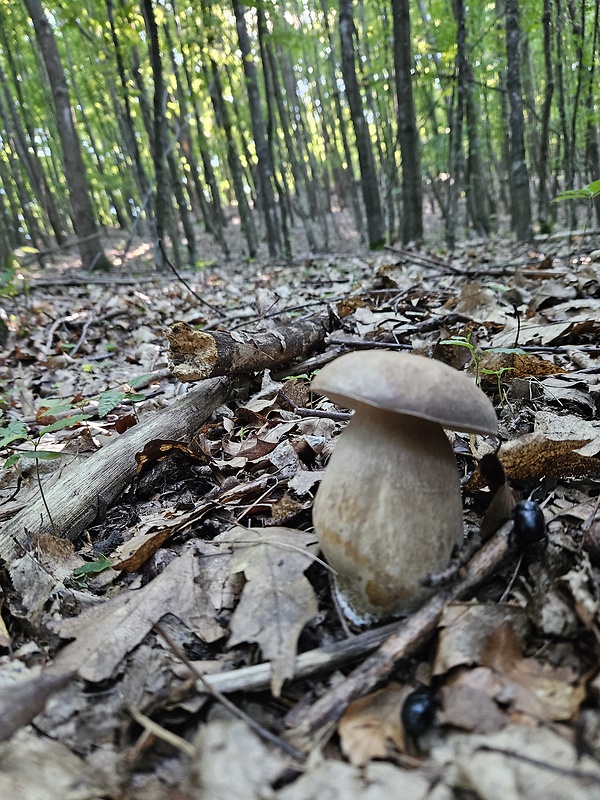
[{"xmin": 311, "ymin": 350, "xmax": 497, "ymax": 625}]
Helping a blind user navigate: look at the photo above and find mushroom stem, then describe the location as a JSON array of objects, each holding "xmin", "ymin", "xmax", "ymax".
[{"xmin": 313, "ymin": 406, "xmax": 464, "ymax": 624}]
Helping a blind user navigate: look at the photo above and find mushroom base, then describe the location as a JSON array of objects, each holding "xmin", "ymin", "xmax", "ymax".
[{"xmin": 313, "ymin": 408, "xmax": 465, "ymax": 624}]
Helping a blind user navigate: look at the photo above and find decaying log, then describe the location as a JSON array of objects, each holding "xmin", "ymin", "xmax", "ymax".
[
  {"xmin": 167, "ymin": 314, "xmax": 333, "ymax": 381},
  {"xmin": 285, "ymin": 521, "xmax": 513, "ymax": 749},
  {"xmin": 0, "ymin": 377, "xmax": 231, "ymax": 565}
]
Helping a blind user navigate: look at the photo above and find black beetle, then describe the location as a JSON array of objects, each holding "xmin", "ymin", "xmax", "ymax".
[
  {"xmin": 512, "ymin": 499, "xmax": 547, "ymax": 550},
  {"xmin": 401, "ymin": 688, "xmax": 437, "ymax": 738}
]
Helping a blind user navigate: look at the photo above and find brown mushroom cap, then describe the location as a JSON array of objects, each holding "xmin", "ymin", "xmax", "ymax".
[{"xmin": 312, "ymin": 350, "xmax": 498, "ymax": 435}]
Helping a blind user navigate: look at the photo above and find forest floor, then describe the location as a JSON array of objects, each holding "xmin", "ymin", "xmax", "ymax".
[{"xmin": 1, "ymin": 212, "xmax": 600, "ymax": 800}]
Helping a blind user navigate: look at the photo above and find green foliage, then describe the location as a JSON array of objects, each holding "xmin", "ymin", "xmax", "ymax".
[
  {"xmin": 72, "ymin": 553, "xmax": 114, "ymax": 584},
  {"xmin": 553, "ymin": 180, "xmax": 600, "ymax": 203},
  {"xmin": 439, "ymin": 335, "xmax": 521, "ymax": 391}
]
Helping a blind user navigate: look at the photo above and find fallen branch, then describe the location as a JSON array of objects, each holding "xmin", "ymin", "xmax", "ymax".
[
  {"xmin": 285, "ymin": 521, "xmax": 513, "ymax": 749},
  {"xmin": 167, "ymin": 314, "xmax": 333, "ymax": 381},
  {"xmin": 0, "ymin": 377, "xmax": 231, "ymax": 564}
]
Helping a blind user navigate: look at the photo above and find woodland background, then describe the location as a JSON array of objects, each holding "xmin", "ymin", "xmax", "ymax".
[{"xmin": 0, "ymin": 0, "xmax": 598, "ymax": 274}]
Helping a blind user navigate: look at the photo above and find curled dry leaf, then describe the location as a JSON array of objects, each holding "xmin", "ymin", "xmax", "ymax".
[
  {"xmin": 481, "ymin": 621, "xmax": 585, "ymax": 722},
  {"xmin": 225, "ymin": 526, "xmax": 319, "ymax": 696},
  {"xmin": 338, "ymin": 682, "xmax": 411, "ymax": 765}
]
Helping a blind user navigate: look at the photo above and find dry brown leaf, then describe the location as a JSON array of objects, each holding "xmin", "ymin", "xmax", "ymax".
[
  {"xmin": 0, "ymin": 670, "xmax": 73, "ymax": 742},
  {"xmin": 225, "ymin": 526, "xmax": 319, "ymax": 696},
  {"xmin": 47, "ymin": 544, "xmax": 234, "ymax": 681},
  {"xmin": 481, "ymin": 622, "xmax": 585, "ymax": 721},
  {"xmin": 433, "ymin": 603, "xmax": 529, "ymax": 676},
  {"xmin": 467, "ymin": 432, "xmax": 600, "ymax": 490},
  {"xmin": 338, "ymin": 682, "xmax": 411, "ymax": 765},
  {"xmin": 430, "ymin": 723, "xmax": 600, "ymax": 800},
  {"xmin": 439, "ymin": 681, "xmax": 507, "ymax": 734},
  {"xmin": 0, "ymin": 728, "xmax": 103, "ymax": 800},
  {"xmin": 276, "ymin": 759, "xmax": 445, "ymax": 800},
  {"xmin": 186, "ymin": 719, "xmax": 287, "ymax": 800}
]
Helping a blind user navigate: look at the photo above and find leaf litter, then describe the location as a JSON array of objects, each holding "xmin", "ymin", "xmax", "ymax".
[{"xmin": 0, "ymin": 234, "xmax": 600, "ymax": 797}]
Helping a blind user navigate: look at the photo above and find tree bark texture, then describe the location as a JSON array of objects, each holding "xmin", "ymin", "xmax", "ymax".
[
  {"xmin": 23, "ymin": 0, "xmax": 109, "ymax": 270},
  {"xmin": 338, "ymin": 0, "xmax": 385, "ymax": 249},
  {"xmin": 167, "ymin": 315, "xmax": 333, "ymax": 381},
  {"xmin": 0, "ymin": 378, "xmax": 231, "ymax": 565},
  {"xmin": 232, "ymin": 0, "xmax": 282, "ymax": 258},
  {"xmin": 391, "ymin": 0, "xmax": 423, "ymax": 244},
  {"xmin": 141, "ymin": 0, "xmax": 170, "ymax": 268},
  {"xmin": 505, "ymin": 0, "xmax": 533, "ymax": 241}
]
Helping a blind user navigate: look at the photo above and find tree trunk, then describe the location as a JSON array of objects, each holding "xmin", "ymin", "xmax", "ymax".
[
  {"xmin": 538, "ymin": 0, "xmax": 555, "ymax": 234},
  {"xmin": 391, "ymin": 0, "xmax": 423, "ymax": 244},
  {"xmin": 339, "ymin": 0, "xmax": 385, "ymax": 249},
  {"xmin": 22, "ymin": 0, "xmax": 110, "ymax": 270},
  {"xmin": 232, "ymin": 0, "xmax": 282, "ymax": 258},
  {"xmin": 445, "ymin": 0, "xmax": 467, "ymax": 249},
  {"xmin": 505, "ymin": 0, "xmax": 533, "ymax": 241},
  {"xmin": 140, "ymin": 0, "xmax": 171, "ymax": 269}
]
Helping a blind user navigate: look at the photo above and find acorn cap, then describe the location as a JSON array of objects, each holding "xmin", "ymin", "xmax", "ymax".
[{"xmin": 311, "ymin": 350, "xmax": 498, "ymax": 435}]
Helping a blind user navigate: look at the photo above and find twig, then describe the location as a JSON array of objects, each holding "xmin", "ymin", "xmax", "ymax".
[
  {"xmin": 158, "ymin": 240, "xmax": 227, "ymax": 318},
  {"xmin": 128, "ymin": 704, "xmax": 195, "ymax": 757},
  {"xmin": 154, "ymin": 624, "xmax": 305, "ymax": 762},
  {"xmin": 285, "ymin": 520, "xmax": 513, "ymax": 750}
]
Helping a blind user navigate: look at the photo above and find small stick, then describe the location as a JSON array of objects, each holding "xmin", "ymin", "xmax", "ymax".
[
  {"xmin": 154, "ymin": 624, "xmax": 305, "ymax": 762},
  {"xmin": 285, "ymin": 521, "xmax": 513, "ymax": 750}
]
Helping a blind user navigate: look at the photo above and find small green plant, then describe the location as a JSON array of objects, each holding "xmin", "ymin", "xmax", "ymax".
[
  {"xmin": 71, "ymin": 553, "xmax": 114, "ymax": 586},
  {"xmin": 553, "ymin": 179, "xmax": 600, "ymax": 203},
  {"xmin": 0, "ymin": 404, "xmax": 92, "ymax": 533},
  {"xmin": 97, "ymin": 373, "xmax": 153, "ymax": 420},
  {"xmin": 440, "ymin": 335, "xmax": 519, "ymax": 397}
]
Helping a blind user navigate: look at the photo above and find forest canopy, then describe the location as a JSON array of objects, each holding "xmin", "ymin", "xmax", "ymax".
[{"xmin": 0, "ymin": 0, "xmax": 598, "ymax": 268}]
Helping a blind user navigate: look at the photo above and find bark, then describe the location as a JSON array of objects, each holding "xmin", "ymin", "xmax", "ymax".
[
  {"xmin": 538, "ymin": 0, "xmax": 555, "ymax": 234},
  {"xmin": 140, "ymin": 0, "xmax": 170, "ymax": 269},
  {"xmin": 338, "ymin": 0, "xmax": 385, "ymax": 249},
  {"xmin": 585, "ymin": 0, "xmax": 600, "ymax": 225},
  {"xmin": 505, "ymin": 0, "xmax": 533, "ymax": 241},
  {"xmin": 232, "ymin": 0, "xmax": 282, "ymax": 258},
  {"xmin": 167, "ymin": 315, "xmax": 334, "ymax": 381},
  {"xmin": 391, "ymin": 0, "xmax": 423, "ymax": 243},
  {"xmin": 0, "ymin": 378, "xmax": 231, "ymax": 565},
  {"xmin": 320, "ymin": 0, "xmax": 365, "ymax": 240},
  {"xmin": 22, "ymin": 0, "xmax": 110, "ymax": 270},
  {"xmin": 445, "ymin": 0, "xmax": 467, "ymax": 249}
]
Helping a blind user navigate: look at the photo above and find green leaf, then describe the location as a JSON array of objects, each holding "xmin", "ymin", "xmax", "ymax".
[
  {"xmin": 20, "ymin": 449, "xmax": 63, "ymax": 460},
  {"xmin": 39, "ymin": 414, "xmax": 92, "ymax": 435},
  {"xmin": 553, "ymin": 188, "xmax": 594, "ymax": 202},
  {"xmin": 588, "ymin": 179, "xmax": 600, "ymax": 195},
  {"xmin": 127, "ymin": 373, "xmax": 154, "ymax": 389},
  {"xmin": 3, "ymin": 453, "xmax": 22, "ymax": 468},
  {"xmin": 0, "ymin": 421, "xmax": 28, "ymax": 447},
  {"xmin": 124, "ymin": 392, "xmax": 146, "ymax": 403},
  {"xmin": 72, "ymin": 553, "xmax": 113, "ymax": 578},
  {"xmin": 97, "ymin": 390, "xmax": 126, "ymax": 418}
]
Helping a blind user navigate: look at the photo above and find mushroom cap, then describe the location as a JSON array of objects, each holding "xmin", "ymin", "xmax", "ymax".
[{"xmin": 311, "ymin": 350, "xmax": 497, "ymax": 435}]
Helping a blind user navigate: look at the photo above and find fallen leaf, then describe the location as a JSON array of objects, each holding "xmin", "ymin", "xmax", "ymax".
[
  {"xmin": 0, "ymin": 670, "xmax": 74, "ymax": 742},
  {"xmin": 186, "ymin": 719, "xmax": 287, "ymax": 800},
  {"xmin": 481, "ymin": 622, "xmax": 585, "ymax": 721},
  {"xmin": 47, "ymin": 544, "xmax": 234, "ymax": 681},
  {"xmin": 225, "ymin": 526, "xmax": 319, "ymax": 696},
  {"xmin": 338, "ymin": 682, "xmax": 410, "ymax": 765}
]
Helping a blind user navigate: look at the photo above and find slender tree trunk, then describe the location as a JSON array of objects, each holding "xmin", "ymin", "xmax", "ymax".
[
  {"xmin": 505, "ymin": 0, "xmax": 533, "ymax": 241},
  {"xmin": 445, "ymin": 0, "xmax": 467, "ymax": 248},
  {"xmin": 585, "ymin": 0, "xmax": 600, "ymax": 224},
  {"xmin": 391, "ymin": 0, "xmax": 423, "ymax": 243},
  {"xmin": 231, "ymin": 0, "xmax": 282, "ymax": 257},
  {"xmin": 22, "ymin": 0, "xmax": 110, "ymax": 270},
  {"xmin": 538, "ymin": 0, "xmax": 555, "ymax": 233},
  {"xmin": 339, "ymin": 0, "xmax": 385, "ymax": 249},
  {"xmin": 140, "ymin": 0, "xmax": 171, "ymax": 269}
]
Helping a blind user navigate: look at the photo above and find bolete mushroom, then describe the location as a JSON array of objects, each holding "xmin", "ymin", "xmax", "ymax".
[{"xmin": 311, "ymin": 350, "xmax": 497, "ymax": 625}]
